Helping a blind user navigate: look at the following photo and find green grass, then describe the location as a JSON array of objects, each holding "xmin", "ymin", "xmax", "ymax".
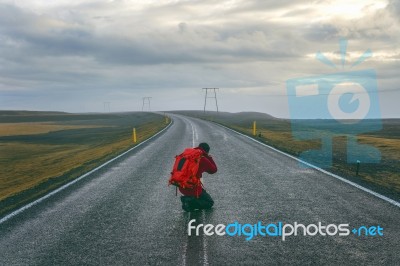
[
  {"xmin": 0, "ymin": 111, "xmax": 169, "ymax": 216},
  {"xmin": 172, "ymin": 110, "xmax": 400, "ymax": 201}
]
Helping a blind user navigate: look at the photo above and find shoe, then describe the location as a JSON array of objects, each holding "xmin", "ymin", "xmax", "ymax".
[
  {"xmin": 182, "ymin": 201, "xmax": 193, "ymax": 212},
  {"xmin": 181, "ymin": 196, "xmax": 194, "ymax": 212}
]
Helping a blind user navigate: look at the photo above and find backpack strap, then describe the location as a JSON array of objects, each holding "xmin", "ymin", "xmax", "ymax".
[{"xmin": 195, "ymin": 180, "xmax": 204, "ymax": 198}]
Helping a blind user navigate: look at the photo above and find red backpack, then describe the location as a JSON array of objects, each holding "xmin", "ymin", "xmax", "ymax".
[{"xmin": 168, "ymin": 148, "xmax": 204, "ymax": 190}]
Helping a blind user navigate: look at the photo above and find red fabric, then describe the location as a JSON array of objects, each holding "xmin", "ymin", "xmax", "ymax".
[{"xmin": 179, "ymin": 147, "xmax": 217, "ymax": 196}]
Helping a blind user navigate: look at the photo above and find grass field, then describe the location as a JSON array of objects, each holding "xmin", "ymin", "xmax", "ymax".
[
  {"xmin": 0, "ymin": 123, "xmax": 106, "ymax": 137},
  {"xmin": 172, "ymin": 111, "xmax": 400, "ymax": 201},
  {"xmin": 0, "ymin": 111, "xmax": 169, "ymax": 216}
]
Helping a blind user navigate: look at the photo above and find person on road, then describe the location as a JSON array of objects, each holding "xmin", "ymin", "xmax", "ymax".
[{"xmin": 180, "ymin": 143, "xmax": 218, "ymax": 212}]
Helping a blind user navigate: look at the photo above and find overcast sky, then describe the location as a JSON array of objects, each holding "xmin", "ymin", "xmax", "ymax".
[{"xmin": 0, "ymin": 0, "xmax": 399, "ymax": 117}]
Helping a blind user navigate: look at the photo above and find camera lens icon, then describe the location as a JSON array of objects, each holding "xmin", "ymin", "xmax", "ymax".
[
  {"xmin": 286, "ymin": 69, "xmax": 382, "ymax": 167},
  {"xmin": 327, "ymin": 82, "xmax": 370, "ymax": 124}
]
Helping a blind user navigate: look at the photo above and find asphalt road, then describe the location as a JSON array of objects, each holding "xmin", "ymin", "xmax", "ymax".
[{"xmin": 1, "ymin": 115, "xmax": 399, "ymax": 265}]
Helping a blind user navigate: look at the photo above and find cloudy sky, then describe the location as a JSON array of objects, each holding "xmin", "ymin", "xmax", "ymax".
[{"xmin": 0, "ymin": 0, "xmax": 399, "ymax": 117}]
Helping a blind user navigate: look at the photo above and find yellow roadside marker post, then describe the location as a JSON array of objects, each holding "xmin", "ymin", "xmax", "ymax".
[
  {"xmin": 253, "ymin": 121, "xmax": 256, "ymax": 136},
  {"xmin": 133, "ymin": 128, "xmax": 137, "ymax": 143}
]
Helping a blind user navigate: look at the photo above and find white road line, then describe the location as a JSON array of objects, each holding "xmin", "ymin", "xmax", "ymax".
[
  {"xmin": 191, "ymin": 120, "xmax": 208, "ymax": 266},
  {"xmin": 181, "ymin": 117, "xmax": 208, "ymax": 266},
  {"xmin": 183, "ymin": 117, "xmax": 196, "ymax": 147},
  {"xmin": 180, "ymin": 117, "xmax": 193, "ymax": 266},
  {"xmin": 223, "ymin": 132, "xmax": 228, "ymax": 141},
  {"xmin": 181, "ymin": 212, "xmax": 190, "ymax": 266},
  {"xmin": 216, "ymin": 123, "xmax": 400, "ymax": 208},
  {"xmin": 202, "ymin": 211, "xmax": 209, "ymax": 266},
  {"xmin": 0, "ymin": 120, "xmax": 173, "ymax": 224},
  {"xmin": 189, "ymin": 120, "xmax": 196, "ymax": 147}
]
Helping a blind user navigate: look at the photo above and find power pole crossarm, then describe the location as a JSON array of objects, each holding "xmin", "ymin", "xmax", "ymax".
[
  {"xmin": 103, "ymin": 102, "xmax": 111, "ymax": 112},
  {"xmin": 202, "ymin": 88, "xmax": 219, "ymax": 114},
  {"xmin": 142, "ymin": 97, "xmax": 152, "ymax": 111}
]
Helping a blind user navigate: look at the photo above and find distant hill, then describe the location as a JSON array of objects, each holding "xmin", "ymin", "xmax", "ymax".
[
  {"xmin": 0, "ymin": 110, "xmax": 68, "ymax": 116},
  {"xmin": 169, "ymin": 110, "xmax": 289, "ymax": 131},
  {"xmin": 227, "ymin": 111, "xmax": 277, "ymax": 120},
  {"xmin": 0, "ymin": 111, "xmax": 137, "ymax": 123},
  {"xmin": 170, "ymin": 110, "xmax": 399, "ymax": 139},
  {"xmin": 170, "ymin": 110, "xmax": 277, "ymax": 120}
]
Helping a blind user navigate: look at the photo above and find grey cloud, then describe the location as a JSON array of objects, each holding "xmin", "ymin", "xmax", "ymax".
[
  {"xmin": 303, "ymin": 23, "xmax": 339, "ymax": 42},
  {"xmin": 281, "ymin": 7, "xmax": 315, "ymax": 18},
  {"xmin": 0, "ymin": 1, "xmax": 398, "ymax": 117},
  {"xmin": 228, "ymin": 0, "xmax": 310, "ymax": 14},
  {"xmin": 388, "ymin": 0, "xmax": 400, "ymax": 20},
  {"xmin": 0, "ymin": 4, "xmax": 92, "ymax": 55},
  {"xmin": 0, "ymin": 3, "xmax": 301, "ymax": 67},
  {"xmin": 178, "ymin": 22, "xmax": 188, "ymax": 33}
]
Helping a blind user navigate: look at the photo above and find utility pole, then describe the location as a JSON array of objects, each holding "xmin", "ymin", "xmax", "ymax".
[
  {"xmin": 103, "ymin": 102, "xmax": 111, "ymax": 112},
  {"xmin": 142, "ymin": 97, "xmax": 152, "ymax": 111},
  {"xmin": 202, "ymin": 88, "xmax": 219, "ymax": 114}
]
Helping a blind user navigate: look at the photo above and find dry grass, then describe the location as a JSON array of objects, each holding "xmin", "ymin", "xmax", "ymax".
[
  {"xmin": 0, "ymin": 123, "xmax": 106, "ymax": 137},
  {"xmin": 226, "ymin": 124, "xmax": 400, "ymax": 198},
  {"xmin": 356, "ymin": 135, "xmax": 400, "ymax": 192},
  {"xmin": 0, "ymin": 139, "xmax": 142, "ymax": 201},
  {"xmin": 358, "ymin": 135, "xmax": 400, "ymax": 161},
  {"xmin": 231, "ymin": 126, "xmax": 321, "ymax": 156},
  {"xmin": 0, "ymin": 117, "xmax": 167, "ymax": 205},
  {"xmin": 233, "ymin": 126, "xmax": 400, "ymax": 160},
  {"xmin": 172, "ymin": 111, "xmax": 399, "ymax": 199}
]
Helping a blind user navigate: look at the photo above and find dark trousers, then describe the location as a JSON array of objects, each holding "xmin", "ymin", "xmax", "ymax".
[{"xmin": 182, "ymin": 189, "xmax": 214, "ymax": 210}]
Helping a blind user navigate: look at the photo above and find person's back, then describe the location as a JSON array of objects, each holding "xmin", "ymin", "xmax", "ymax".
[{"xmin": 180, "ymin": 143, "xmax": 217, "ymax": 211}]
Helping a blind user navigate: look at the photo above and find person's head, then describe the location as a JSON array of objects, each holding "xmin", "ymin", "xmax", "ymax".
[{"xmin": 198, "ymin": 142, "xmax": 210, "ymax": 153}]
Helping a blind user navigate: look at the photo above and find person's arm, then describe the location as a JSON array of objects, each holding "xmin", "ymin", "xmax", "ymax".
[{"xmin": 201, "ymin": 155, "xmax": 217, "ymax": 174}]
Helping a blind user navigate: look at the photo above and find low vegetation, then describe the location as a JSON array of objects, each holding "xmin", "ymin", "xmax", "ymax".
[
  {"xmin": 172, "ymin": 111, "xmax": 400, "ymax": 201},
  {"xmin": 0, "ymin": 111, "xmax": 168, "ymax": 216}
]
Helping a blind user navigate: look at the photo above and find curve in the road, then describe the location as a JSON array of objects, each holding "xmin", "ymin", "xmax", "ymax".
[{"xmin": 0, "ymin": 114, "xmax": 399, "ymax": 265}]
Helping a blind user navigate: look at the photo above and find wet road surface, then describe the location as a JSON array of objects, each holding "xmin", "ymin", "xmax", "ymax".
[{"xmin": 1, "ymin": 115, "xmax": 399, "ymax": 265}]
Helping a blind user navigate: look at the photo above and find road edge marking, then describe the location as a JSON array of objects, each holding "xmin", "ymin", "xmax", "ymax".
[
  {"xmin": 0, "ymin": 120, "xmax": 173, "ymax": 224},
  {"xmin": 212, "ymin": 121, "xmax": 400, "ymax": 208}
]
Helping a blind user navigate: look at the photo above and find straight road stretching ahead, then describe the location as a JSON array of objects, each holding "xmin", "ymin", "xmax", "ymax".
[{"xmin": 1, "ymin": 114, "xmax": 399, "ymax": 265}]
